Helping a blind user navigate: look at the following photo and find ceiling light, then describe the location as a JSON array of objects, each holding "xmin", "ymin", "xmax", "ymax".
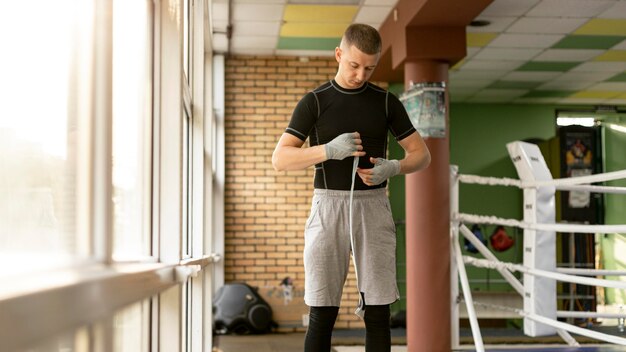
[
  {"xmin": 469, "ymin": 20, "xmax": 491, "ymax": 27},
  {"xmin": 288, "ymin": 0, "xmax": 360, "ymax": 4},
  {"xmin": 608, "ymin": 123, "xmax": 626, "ymax": 134},
  {"xmin": 556, "ymin": 117, "xmax": 595, "ymax": 127},
  {"xmin": 595, "ymin": 105, "xmax": 618, "ymax": 114}
]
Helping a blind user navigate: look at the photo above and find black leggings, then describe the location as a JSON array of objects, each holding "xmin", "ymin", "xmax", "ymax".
[{"xmin": 304, "ymin": 305, "xmax": 391, "ymax": 352}]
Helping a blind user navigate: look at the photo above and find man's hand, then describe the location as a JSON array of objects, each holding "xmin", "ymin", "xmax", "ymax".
[
  {"xmin": 357, "ymin": 157, "xmax": 400, "ymax": 186},
  {"xmin": 325, "ymin": 132, "xmax": 366, "ymax": 160}
]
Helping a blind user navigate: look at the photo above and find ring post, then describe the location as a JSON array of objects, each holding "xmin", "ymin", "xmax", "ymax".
[
  {"xmin": 506, "ymin": 141, "xmax": 557, "ymax": 337},
  {"xmin": 450, "ymin": 165, "xmax": 460, "ymax": 349}
]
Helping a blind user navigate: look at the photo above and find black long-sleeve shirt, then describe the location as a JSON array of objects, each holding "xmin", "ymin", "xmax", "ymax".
[{"xmin": 286, "ymin": 80, "xmax": 415, "ymax": 190}]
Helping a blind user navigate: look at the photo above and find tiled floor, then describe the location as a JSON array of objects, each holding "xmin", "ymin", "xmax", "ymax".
[
  {"xmin": 333, "ymin": 347, "xmax": 626, "ymax": 352},
  {"xmin": 214, "ymin": 329, "xmax": 626, "ymax": 352}
]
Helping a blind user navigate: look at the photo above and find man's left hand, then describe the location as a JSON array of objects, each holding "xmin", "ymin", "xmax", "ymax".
[{"xmin": 356, "ymin": 157, "xmax": 400, "ymax": 186}]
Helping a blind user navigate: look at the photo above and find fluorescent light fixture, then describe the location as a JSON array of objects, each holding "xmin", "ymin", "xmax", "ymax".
[
  {"xmin": 608, "ymin": 123, "xmax": 626, "ymax": 134},
  {"xmin": 556, "ymin": 117, "xmax": 595, "ymax": 127},
  {"xmin": 288, "ymin": 0, "xmax": 360, "ymax": 4}
]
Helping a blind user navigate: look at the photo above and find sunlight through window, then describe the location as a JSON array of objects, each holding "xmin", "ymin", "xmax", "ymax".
[
  {"xmin": 112, "ymin": 0, "xmax": 153, "ymax": 260},
  {"xmin": 0, "ymin": 0, "xmax": 93, "ymax": 275}
]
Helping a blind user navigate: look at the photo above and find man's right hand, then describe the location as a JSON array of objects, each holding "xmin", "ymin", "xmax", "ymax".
[{"xmin": 324, "ymin": 132, "xmax": 365, "ymax": 160}]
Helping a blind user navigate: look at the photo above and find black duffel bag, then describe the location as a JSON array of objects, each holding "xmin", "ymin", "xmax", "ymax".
[{"xmin": 213, "ymin": 283, "xmax": 274, "ymax": 334}]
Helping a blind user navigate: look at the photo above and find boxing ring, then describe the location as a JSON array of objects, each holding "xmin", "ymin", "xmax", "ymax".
[{"xmin": 450, "ymin": 141, "xmax": 626, "ymax": 350}]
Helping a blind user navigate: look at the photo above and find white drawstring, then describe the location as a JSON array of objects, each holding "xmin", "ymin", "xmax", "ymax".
[{"xmin": 349, "ymin": 156, "xmax": 365, "ymax": 319}]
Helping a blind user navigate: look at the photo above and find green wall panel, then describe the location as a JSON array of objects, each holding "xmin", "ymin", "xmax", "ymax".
[
  {"xmin": 387, "ymin": 84, "xmax": 407, "ymax": 314},
  {"xmin": 389, "ymin": 85, "xmax": 626, "ymax": 311},
  {"xmin": 385, "ymin": 86, "xmax": 625, "ymax": 312},
  {"xmin": 388, "ymin": 98, "xmax": 560, "ymax": 302},
  {"xmin": 601, "ymin": 122, "xmax": 626, "ymax": 305},
  {"xmin": 449, "ymin": 103, "xmax": 557, "ymax": 291},
  {"xmin": 277, "ymin": 37, "xmax": 341, "ymax": 50}
]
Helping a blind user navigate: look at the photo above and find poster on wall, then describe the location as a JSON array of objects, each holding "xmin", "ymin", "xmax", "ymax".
[
  {"xmin": 399, "ymin": 82, "xmax": 446, "ymax": 138},
  {"xmin": 558, "ymin": 126, "xmax": 601, "ymax": 223},
  {"xmin": 564, "ymin": 134, "xmax": 594, "ymax": 208}
]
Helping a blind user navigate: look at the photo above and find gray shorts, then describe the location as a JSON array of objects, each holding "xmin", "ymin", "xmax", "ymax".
[{"xmin": 303, "ymin": 188, "xmax": 399, "ymax": 307}]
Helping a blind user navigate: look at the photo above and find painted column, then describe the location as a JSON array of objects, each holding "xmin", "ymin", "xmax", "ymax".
[{"xmin": 404, "ymin": 60, "xmax": 451, "ymax": 352}]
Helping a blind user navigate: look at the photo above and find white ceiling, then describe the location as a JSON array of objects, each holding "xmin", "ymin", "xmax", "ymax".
[
  {"xmin": 211, "ymin": 0, "xmax": 398, "ymax": 56},
  {"xmin": 211, "ymin": 0, "xmax": 626, "ymax": 105}
]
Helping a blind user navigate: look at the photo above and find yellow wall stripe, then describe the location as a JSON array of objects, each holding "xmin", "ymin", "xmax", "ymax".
[
  {"xmin": 569, "ymin": 90, "xmax": 622, "ymax": 99},
  {"xmin": 283, "ymin": 5, "xmax": 358, "ymax": 23},
  {"xmin": 466, "ymin": 33, "xmax": 498, "ymax": 47},
  {"xmin": 574, "ymin": 19, "xmax": 626, "ymax": 36},
  {"xmin": 451, "ymin": 58, "xmax": 465, "ymax": 71},
  {"xmin": 593, "ymin": 50, "xmax": 626, "ymax": 62},
  {"xmin": 280, "ymin": 23, "xmax": 351, "ymax": 38}
]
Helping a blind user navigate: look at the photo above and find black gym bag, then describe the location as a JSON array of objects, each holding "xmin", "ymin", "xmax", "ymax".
[{"xmin": 213, "ymin": 283, "xmax": 274, "ymax": 334}]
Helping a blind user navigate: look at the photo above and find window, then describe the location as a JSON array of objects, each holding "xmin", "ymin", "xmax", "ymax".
[
  {"xmin": 0, "ymin": 0, "xmax": 216, "ymax": 350},
  {"xmin": 183, "ymin": 105, "xmax": 193, "ymax": 257},
  {"xmin": 112, "ymin": 0, "xmax": 154, "ymax": 260},
  {"xmin": 0, "ymin": 0, "xmax": 94, "ymax": 276},
  {"xmin": 19, "ymin": 327, "xmax": 90, "ymax": 352},
  {"xmin": 183, "ymin": 0, "xmax": 191, "ymax": 84},
  {"xmin": 113, "ymin": 299, "xmax": 151, "ymax": 352},
  {"xmin": 16, "ymin": 299, "xmax": 150, "ymax": 352},
  {"xmin": 182, "ymin": 0, "xmax": 194, "ymax": 259}
]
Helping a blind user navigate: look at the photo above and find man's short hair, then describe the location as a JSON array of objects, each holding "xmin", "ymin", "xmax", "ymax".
[{"xmin": 342, "ymin": 23, "xmax": 382, "ymax": 55}]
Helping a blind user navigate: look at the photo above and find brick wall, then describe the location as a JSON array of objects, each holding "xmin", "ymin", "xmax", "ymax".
[{"xmin": 223, "ymin": 55, "xmax": 388, "ymax": 330}]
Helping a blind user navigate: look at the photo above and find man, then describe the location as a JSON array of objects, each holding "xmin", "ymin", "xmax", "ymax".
[{"xmin": 272, "ymin": 23, "xmax": 431, "ymax": 352}]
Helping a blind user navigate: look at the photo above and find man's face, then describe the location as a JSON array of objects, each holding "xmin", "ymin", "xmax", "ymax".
[{"xmin": 335, "ymin": 44, "xmax": 380, "ymax": 89}]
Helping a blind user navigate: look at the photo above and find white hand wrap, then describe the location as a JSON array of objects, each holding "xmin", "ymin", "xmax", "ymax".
[
  {"xmin": 369, "ymin": 158, "xmax": 401, "ymax": 185},
  {"xmin": 325, "ymin": 132, "xmax": 357, "ymax": 160}
]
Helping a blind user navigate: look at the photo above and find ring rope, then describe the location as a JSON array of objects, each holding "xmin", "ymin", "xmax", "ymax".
[
  {"xmin": 556, "ymin": 311, "xmax": 626, "ymax": 319},
  {"xmin": 457, "ymin": 213, "xmax": 626, "ymax": 234},
  {"xmin": 460, "ymin": 296, "xmax": 582, "ymax": 346},
  {"xmin": 458, "ymin": 224, "xmax": 524, "ymax": 295},
  {"xmin": 530, "ymin": 169, "xmax": 626, "ymax": 188},
  {"xmin": 458, "ymin": 174, "xmax": 521, "ymax": 187},
  {"xmin": 555, "ymin": 184, "xmax": 626, "ymax": 194},
  {"xmin": 459, "ymin": 297, "xmax": 626, "ymax": 346},
  {"xmin": 453, "ymin": 224, "xmax": 619, "ymax": 347},
  {"xmin": 453, "ymin": 232, "xmax": 485, "ymax": 351},
  {"xmin": 557, "ymin": 268, "xmax": 626, "ymax": 277},
  {"xmin": 555, "ymin": 328, "xmax": 581, "ymax": 347},
  {"xmin": 456, "ymin": 210, "xmax": 626, "ymax": 348},
  {"xmin": 463, "ymin": 256, "xmax": 626, "ymax": 290},
  {"xmin": 453, "ymin": 166, "xmax": 626, "ymax": 348},
  {"xmin": 458, "ymin": 171, "xmax": 626, "ymax": 193},
  {"xmin": 523, "ymin": 311, "xmax": 626, "ymax": 346}
]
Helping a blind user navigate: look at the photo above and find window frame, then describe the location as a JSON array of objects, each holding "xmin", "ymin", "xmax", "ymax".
[{"xmin": 0, "ymin": 0, "xmax": 217, "ymax": 350}]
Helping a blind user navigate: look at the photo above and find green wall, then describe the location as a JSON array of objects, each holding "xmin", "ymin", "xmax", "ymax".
[
  {"xmin": 385, "ymin": 91, "xmax": 626, "ymax": 313},
  {"xmin": 387, "ymin": 100, "xmax": 559, "ymax": 312},
  {"xmin": 601, "ymin": 121, "xmax": 626, "ymax": 304},
  {"xmin": 448, "ymin": 104, "xmax": 557, "ymax": 291}
]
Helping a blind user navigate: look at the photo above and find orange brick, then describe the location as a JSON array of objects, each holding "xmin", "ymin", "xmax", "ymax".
[
  {"xmin": 276, "ymin": 81, "xmax": 296, "ymax": 87},
  {"xmin": 244, "ymin": 87, "xmax": 265, "ymax": 94},
  {"xmin": 267, "ymin": 60, "xmax": 287, "ymax": 67},
  {"xmin": 254, "ymin": 107, "xmax": 276, "ymax": 115},
  {"xmin": 277, "ymin": 67, "xmax": 298, "ymax": 74},
  {"xmin": 256, "ymin": 80, "xmax": 276, "ymax": 87},
  {"xmin": 267, "ymin": 74, "xmax": 288, "ymax": 80},
  {"xmin": 267, "ymin": 252, "xmax": 286, "ymax": 259},
  {"xmin": 266, "ymin": 101, "xmax": 287, "ymax": 108},
  {"xmin": 257, "ymin": 67, "xmax": 277, "ymax": 73},
  {"xmin": 266, "ymin": 224, "xmax": 286, "ymax": 231},
  {"xmin": 255, "ymin": 259, "xmax": 276, "ymax": 266},
  {"xmin": 245, "ymin": 252, "xmax": 265, "ymax": 259},
  {"xmin": 224, "ymin": 55, "xmax": 380, "ymax": 327},
  {"xmin": 255, "ymin": 273, "xmax": 277, "ymax": 280},
  {"xmin": 247, "ymin": 59, "xmax": 267, "ymax": 66}
]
